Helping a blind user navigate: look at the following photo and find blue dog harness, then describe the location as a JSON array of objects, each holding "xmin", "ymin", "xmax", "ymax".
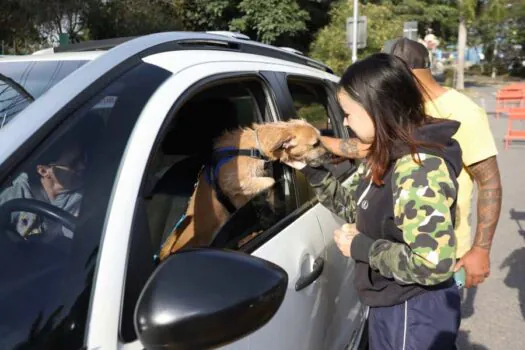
[{"xmin": 203, "ymin": 146, "xmax": 267, "ymax": 214}]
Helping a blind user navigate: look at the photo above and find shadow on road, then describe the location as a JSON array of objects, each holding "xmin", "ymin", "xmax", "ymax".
[
  {"xmin": 499, "ymin": 209, "xmax": 525, "ymax": 320},
  {"xmin": 456, "ymin": 330, "xmax": 490, "ymax": 350},
  {"xmin": 464, "ymin": 80, "xmax": 493, "ymax": 88},
  {"xmin": 460, "ymin": 286, "xmax": 478, "ymax": 319}
]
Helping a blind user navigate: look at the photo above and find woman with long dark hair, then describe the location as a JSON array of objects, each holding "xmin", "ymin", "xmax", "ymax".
[{"xmin": 286, "ymin": 53, "xmax": 463, "ymax": 349}]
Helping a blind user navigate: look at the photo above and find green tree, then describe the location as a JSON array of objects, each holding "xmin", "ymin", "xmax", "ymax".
[
  {"xmin": 229, "ymin": 0, "xmax": 310, "ymax": 44},
  {"xmin": 84, "ymin": 0, "xmax": 183, "ymax": 40},
  {"xmin": 176, "ymin": 0, "xmax": 334, "ymax": 52},
  {"xmin": 456, "ymin": 0, "xmax": 505, "ymax": 89},
  {"xmin": 174, "ymin": 0, "xmax": 239, "ymax": 31},
  {"xmin": 471, "ymin": 0, "xmax": 524, "ymax": 77},
  {"xmin": 310, "ymin": 0, "xmax": 404, "ymax": 75},
  {"xmin": 32, "ymin": 0, "xmax": 88, "ymax": 43},
  {"xmin": 390, "ymin": 0, "xmax": 458, "ymax": 44},
  {"xmin": 0, "ymin": 1, "xmax": 40, "ymax": 53}
]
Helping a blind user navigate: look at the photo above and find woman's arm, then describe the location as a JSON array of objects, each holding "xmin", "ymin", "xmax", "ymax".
[
  {"xmin": 320, "ymin": 136, "xmax": 370, "ymax": 159},
  {"xmin": 359, "ymin": 154, "xmax": 457, "ymax": 286},
  {"xmin": 301, "ymin": 163, "xmax": 363, "ymax": 224}
]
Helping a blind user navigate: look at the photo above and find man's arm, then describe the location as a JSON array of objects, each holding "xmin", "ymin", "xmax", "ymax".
[
  {"xmin": 455, "ymin": 155, "xmax": 502, "ymax": 287},
  {"xmin": 469, "ymin": 156, "xmax": 502, "ymax": 249},
  {"xmin": 320, "ymin": 136, "xmax": 369, "ymax": 159}
]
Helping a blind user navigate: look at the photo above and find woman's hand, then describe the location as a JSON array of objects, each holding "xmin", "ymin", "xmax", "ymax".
[{"xmin": 333, "ymin": 223, "xmax": 360, "ymax": 258}]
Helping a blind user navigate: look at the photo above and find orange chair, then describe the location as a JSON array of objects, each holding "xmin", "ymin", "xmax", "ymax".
[
  {"xmin": 504, "ymin": 107, "xmax": 525, "ymax": 150},
  {"xmin": 496, "ymin": 89, "xmax": 524, "ymax": 119}
]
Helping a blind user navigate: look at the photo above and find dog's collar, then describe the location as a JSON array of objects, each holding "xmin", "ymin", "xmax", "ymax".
[{"xmin": 212, "ymin": 146, "xmax": 266, "ymax": 163}]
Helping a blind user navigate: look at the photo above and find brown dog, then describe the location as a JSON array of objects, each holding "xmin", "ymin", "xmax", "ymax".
[{"xmin": 158, "ymin": 119, "xmax": 329, "ymax": 260}]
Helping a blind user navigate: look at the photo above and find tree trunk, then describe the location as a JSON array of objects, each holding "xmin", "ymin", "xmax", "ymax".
[{"xmin": 456, "ymin": 16, "xmax": 467, "ymax": 90}]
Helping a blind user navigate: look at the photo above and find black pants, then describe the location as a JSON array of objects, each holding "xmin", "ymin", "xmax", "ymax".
[{"xmin": 368, "ymin": 282, "xmax": 461, "ymax": 350}]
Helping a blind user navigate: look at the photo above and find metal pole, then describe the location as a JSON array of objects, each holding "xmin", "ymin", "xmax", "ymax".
[{"xmin": 352, "ymin": 0, "xmax": 358, "ymax": 63}]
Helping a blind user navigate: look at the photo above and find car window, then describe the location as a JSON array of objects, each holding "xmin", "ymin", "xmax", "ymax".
[
  {"xmin": 0, "ymin": 62, "xmax": 170, "ymax": 350},
  {"xmin": 286, "ymin": 78, "xmax": 356, "ymax": 204},
  {"xmin": 147, "ymin": 79, "xmax": 295, "ymax": 252},
  {"xmin": 287, "ymin": 78, "xmax": 333, "ymax": 136},
  {"xmin": 0, "ymin": 60, "xmax": 88, "ymax": 128},
  {"xmin": 120, "ymin": 77, "xmax": 297, "ymax": 342}
]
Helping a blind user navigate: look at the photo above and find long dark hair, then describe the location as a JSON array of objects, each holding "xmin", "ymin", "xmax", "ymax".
[{"xmin": 337, "ymin": 53, "xmax": 440, "ymax": 185}]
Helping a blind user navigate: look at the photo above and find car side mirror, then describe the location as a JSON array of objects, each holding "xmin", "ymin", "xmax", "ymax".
[{"xmin": 134, "ymin": 248, "xmax": 288, "ymax": 350}]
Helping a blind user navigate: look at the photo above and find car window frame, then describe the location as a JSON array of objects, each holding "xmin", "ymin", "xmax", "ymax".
[
  {"xmin": 272, "ymin": 73, "xmax": 357, "ymax": 203},
  {"xmin": 119, "ymin": 71, "xmax": 302, "ymax": 342}
]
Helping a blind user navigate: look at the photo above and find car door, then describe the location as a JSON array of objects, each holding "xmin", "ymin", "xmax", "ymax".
[
  {"xmin": 218, "ymin": 207, "xmax": 329, "ymax": 350},
  {"xmin": 87, "ymin": 55, "xmax": 335, "ymax": 350},
  {"xmin": 278, "ymin": 73, "xmax": 368, "ymax": 350}
]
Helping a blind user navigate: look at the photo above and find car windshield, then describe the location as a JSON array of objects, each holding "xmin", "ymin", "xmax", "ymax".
[
  {"xmin": 0, "ymin": 59, "xmax": 88, "ymax": 128},
  {"xmin": 0, "ymin": 61, "xmax": 171, "ymax": 349}
]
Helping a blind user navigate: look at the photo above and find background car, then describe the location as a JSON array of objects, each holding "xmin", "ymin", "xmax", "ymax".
[
  {"xmin": 0, "ymin": 51, "xmax": 103, "ymax": 128},
  {"xmin": 0, "ymin": 32, "xmax": 368, "ymax": 350}
]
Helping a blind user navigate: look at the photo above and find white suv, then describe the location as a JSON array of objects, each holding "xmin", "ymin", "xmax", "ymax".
[{"xmin": 0, "ymin": 32, "xmax": 368, "ymax": 350}]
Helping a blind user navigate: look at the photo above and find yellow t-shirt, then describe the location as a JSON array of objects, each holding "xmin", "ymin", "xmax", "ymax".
[{"xmin": 424, "ymin": 89, "xmax": 498, "ymax": 258}]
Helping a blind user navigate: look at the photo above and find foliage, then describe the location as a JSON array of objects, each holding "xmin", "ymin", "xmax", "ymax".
[
  {"xmin": 455, "ymin": 0, "xmax": 507, "ymax": 89},
  {"xmin": 174, "ymin": 0, "xmax": 239, "ymax": 31},
  {"xmin": 391, "ymin": 0, "xmax": 459, "ymax": 43},
  {"xmin": 309, "ymin": 0, "xmax": 405, "ymax": 75},
  {"xmin": 84, "ymin": 0, "xmax": 183, "ymax": 40},
  {"xmin": 509, "ymin": 66, "xmax": 525, "ymax": 79},
  {"xmin": 0, "ymin": 1, "xmax": 40, "ymax": 53},
  {"xmin": 32, "ymin": 0, "xmax": 89, "ymax": 43},
  {"xmin": 471, "ymin": 0, "xmax": 524, "ymax": 65},
  {"xmin": 443, "ymin": 66, "xmax": 455, "ymax": 87},
  {"xmin": 229, "ymin": 0, "xmax": 310, "ymax": 44},
  {"xmin": 1, "ymin": 0, "xmax": 522, "ymax": 68},
  {"xmin": 295, "ymin": 103, "xmax": 327, "ymax": 129}
]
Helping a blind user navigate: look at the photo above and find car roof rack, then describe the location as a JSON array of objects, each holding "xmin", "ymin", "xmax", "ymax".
[
  {"xmin": 53, "ymin": 36, "xmax": 138, "ymax": 53},
  {"xmin": 205, "ymin": 31, "xmax": 251, "ymax": 40},
  {"xmin": 53, "ymin": 32, "xmax": 334, "ymax": 74},
  {"xmin": 279, "ymin": 47, "xmax": 304, "ymax": 56}
]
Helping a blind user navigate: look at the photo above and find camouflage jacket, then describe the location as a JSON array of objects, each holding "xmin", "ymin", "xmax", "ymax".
[{"xmin": 307, "ymin": 153, "xmax": 458, "ymax": 286}]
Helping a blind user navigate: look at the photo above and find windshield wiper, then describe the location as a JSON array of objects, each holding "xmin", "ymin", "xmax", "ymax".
[{"xmin": 0, "ymin": 73, "xmax": 35, "ymax": 102}]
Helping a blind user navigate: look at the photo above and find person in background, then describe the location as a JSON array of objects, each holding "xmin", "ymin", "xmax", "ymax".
[
  {"xmin": 287, "ymin": 53, "xmax": 463, "ymax": 349},
  {"xmin": 321, "ymin": 38, "xmax": 503, "ymax": 289}
]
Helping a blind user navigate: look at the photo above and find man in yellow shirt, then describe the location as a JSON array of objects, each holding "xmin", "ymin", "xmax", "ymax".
[{"xmin": 322, "ymin": 38, "xmax": 503, "ymax": 288}]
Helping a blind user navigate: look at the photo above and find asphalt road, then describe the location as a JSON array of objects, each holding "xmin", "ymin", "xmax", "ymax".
[{"xmin": 455, "ymin": 84, "xmax": 525, "ymax": 350}]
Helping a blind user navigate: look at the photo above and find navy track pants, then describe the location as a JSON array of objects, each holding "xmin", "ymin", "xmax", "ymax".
[{"xmin": 368, "ymin": 282, "xmax": 461, "ymax": 350}]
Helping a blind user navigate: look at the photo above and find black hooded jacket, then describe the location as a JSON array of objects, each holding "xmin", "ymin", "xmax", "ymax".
[{"xmin": 303, "ymin": 119, "xmax": 463, "ymax": 307}]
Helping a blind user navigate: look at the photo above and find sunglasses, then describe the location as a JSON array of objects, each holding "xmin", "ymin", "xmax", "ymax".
[{"xmin": 48, "ymin": 163, "xmax": 84, "ymax": 189}]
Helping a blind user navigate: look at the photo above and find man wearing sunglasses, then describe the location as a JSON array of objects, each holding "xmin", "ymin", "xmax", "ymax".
[{"xmin": 0, "ymin": 145, "xmax": 86, "ymax": 238}]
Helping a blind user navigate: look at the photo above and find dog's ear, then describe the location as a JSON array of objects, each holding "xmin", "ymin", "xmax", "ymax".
[
  {"xmin": 270, "ymin": 131, "xmax": 297, "ymax": 151},
  {"xmin": 257, "ymin": 125, "xmax": 298, "ymax": 153},
  {"xmin": 281, "ymin": 135, "xmax": 297, "ymax": 150}
]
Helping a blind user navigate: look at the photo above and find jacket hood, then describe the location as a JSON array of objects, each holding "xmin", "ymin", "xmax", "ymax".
[{"xmin": 391, "ymin": 119, "xmax": 463, "ymax": 177}]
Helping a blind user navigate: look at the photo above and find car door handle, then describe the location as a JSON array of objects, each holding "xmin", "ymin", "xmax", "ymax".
[{"xmin": 295, "ymin": 257, "xmax": 324, "ymax": 291}]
